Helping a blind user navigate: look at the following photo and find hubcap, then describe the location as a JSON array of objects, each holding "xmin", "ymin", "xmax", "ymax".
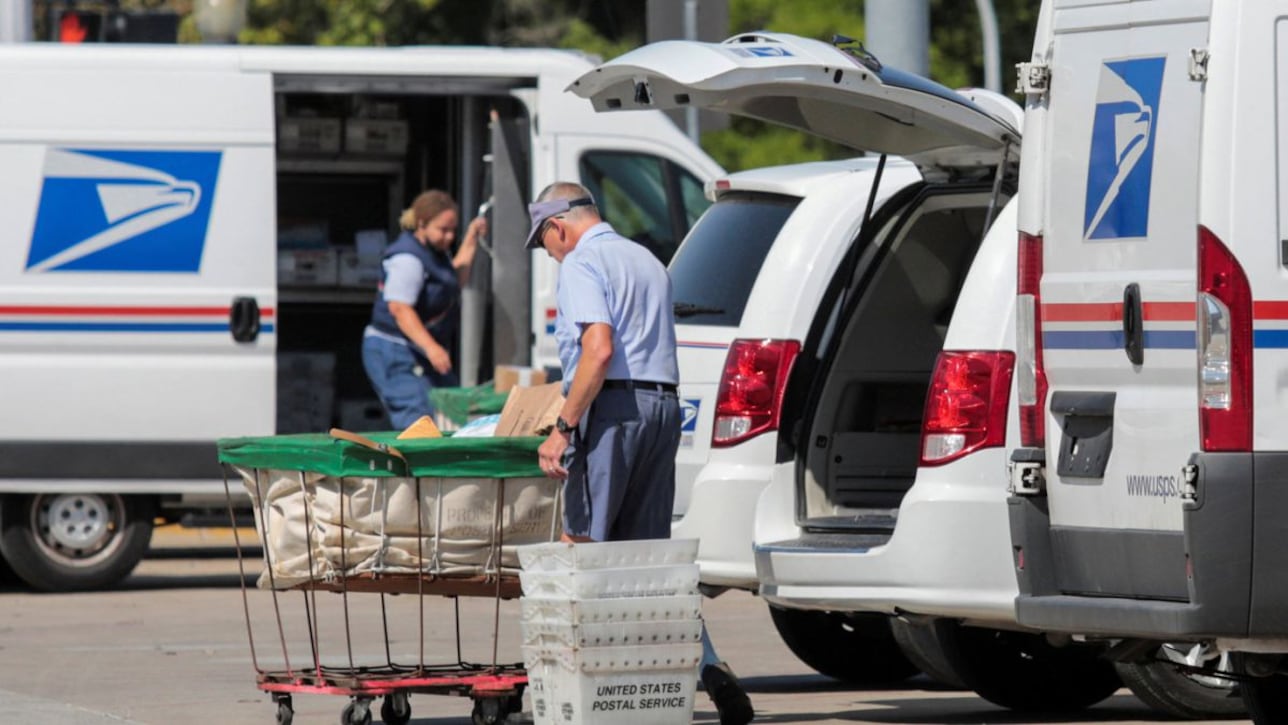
[{"xmin": 33, "ymin": 493, "xmax": 123, "ymax": 563}]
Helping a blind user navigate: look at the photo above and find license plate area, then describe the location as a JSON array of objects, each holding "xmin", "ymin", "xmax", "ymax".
[{"xmin": 1051, "ymin": 391, "xmax": 1115, "ymax": 479}]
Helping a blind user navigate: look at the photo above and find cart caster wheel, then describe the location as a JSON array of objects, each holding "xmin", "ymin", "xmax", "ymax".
[
  {"xmin": 273, "ymin": 695, "xmax": 294, "ymax": 725},
  {"xmin": 380, "ymin": 692, "xmax": 411, "ymax": 725},
  {"xmin": 471, "ymin": 697, "xmax": 505, "ymax": 725},
  {"xmin": 341, "ymin": 698, "xmax": 373, "ymax": 725}
]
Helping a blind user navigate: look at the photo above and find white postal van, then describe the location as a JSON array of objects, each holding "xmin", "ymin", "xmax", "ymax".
[
  {"xmin": 0, "ymin": 43, "xmax": 720, "ymax": 592},
  {"xmin": 573, "ymin": 30, "xmax": 1245, "ymax": 717},
  {"xmin": 1007, "ymin": 0, "xmax": 1288, "ymax": 719},
  {"xmin": 570, "ymin": 31, "xmax": 1101, "ymax": 699}
]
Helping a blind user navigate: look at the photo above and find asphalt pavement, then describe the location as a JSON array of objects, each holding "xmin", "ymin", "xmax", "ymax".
[{"xmin": 0, "ymin": 525, "xmax": 1248, "ymax": 724}]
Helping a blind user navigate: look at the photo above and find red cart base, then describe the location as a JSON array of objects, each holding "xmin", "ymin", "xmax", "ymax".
[{"xmin": 259, "ymin": 667, "xmax": 526, "ymax": 725}]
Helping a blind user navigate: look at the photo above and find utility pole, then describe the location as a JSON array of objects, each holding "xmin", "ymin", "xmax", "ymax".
[
  {"xmin": 0, "ymin": 0, "xmax": 33, "ymax": 43},
  {"xmin": 975, "ymin": 0, "xmax": 1002, "ymax": 92},
  {"xmin": 864, "ymin": 0, "xmax": 929, "ymax": 77},
  {"xmin": 646, "ymin": 0, "xmax": 729, "ymax": 139}
]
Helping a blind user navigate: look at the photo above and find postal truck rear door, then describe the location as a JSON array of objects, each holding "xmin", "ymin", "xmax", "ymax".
[{"xmin": 0, "ymin": 50, "xmax": 276, "ymax": 480}]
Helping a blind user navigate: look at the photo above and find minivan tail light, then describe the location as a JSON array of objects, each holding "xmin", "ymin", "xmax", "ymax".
[
  {"xmin": 713, "ymin": 338, "xmax": 801, "ymax": 447},
  {"xmin": 1016, "ymin": 232, "xmax": 1047, "ymax": 447},
  {"xmin": 1198, "ymin": 225, "xmax": 1252, "ymax": 451},
  {"xmin": 920, "ymin": 350, "xmax": 1016, "ymax": 466}
]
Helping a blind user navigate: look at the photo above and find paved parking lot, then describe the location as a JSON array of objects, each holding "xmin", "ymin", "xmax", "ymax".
[{"xmin": 0, "ymin": 525, "xmax": 1247, "ymax": 724}]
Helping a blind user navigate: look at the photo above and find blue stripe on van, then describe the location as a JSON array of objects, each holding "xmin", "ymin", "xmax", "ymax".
[
  {"xmin": 1253, "ymin": 330, "xmax": 1288, "ymax": 348},
  {"xmin": 0, "ymin": 322, "xmax": 275, "ymax": 333},
  {"xmin": 1044, "ymin": 330, "xmax": 1195, "ymax": 350}
]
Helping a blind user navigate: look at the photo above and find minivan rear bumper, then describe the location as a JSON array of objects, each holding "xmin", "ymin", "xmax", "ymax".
[
  {"xmin": 755, "ymin": 455, "xmax": 1020, "ymax": 623},
  {"xmin": 673, "ymin": 435, "xmax": 778, "ymax": 590},
  {"xmin": 1010, "ymin": 450, "xmax": 1288, "ymax": 639}
]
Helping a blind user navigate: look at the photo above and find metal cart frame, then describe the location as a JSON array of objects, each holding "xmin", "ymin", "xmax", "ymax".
[{"xmin": 221, "ymin": 430, "xmax": 559, "ymax": 725}]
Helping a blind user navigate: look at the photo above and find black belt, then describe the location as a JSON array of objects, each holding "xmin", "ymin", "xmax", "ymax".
[{"xmin": 602, "ymin": 379, "xmax": 677, "ymax": 393}]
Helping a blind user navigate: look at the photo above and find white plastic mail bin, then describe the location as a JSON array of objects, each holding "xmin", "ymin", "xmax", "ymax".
[
  {"xmin": 524, "ymin": 643, "xmax": 702, "ymax": 725},
  {"xmin": 522, "ymin": 618, "xmax": 703, "ymax": 649},
  {"xmin": 519, "ymin": 564, "xmax": 700, "ymax": 600},
  {"xmin": 517, "ymin": 539, "xmax": 699, "ymax": 572},
  {"xmin": 520, "ymin": 595, "xmax": 703, "ymax": 627}
]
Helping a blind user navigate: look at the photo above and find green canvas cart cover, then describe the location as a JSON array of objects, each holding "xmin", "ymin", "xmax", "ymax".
[{"xmin": 217, "ymin": 432, "xmax": 543, "ymax": 478}]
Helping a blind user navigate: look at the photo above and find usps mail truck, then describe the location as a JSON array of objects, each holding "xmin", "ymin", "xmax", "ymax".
[
  {"xmin": 0, "ymin": 43, "xmax": 720, "ymax": 592},
  {"xmin": 1007, "ymin": 1, "xmax": 1288, "ymax": 718}
]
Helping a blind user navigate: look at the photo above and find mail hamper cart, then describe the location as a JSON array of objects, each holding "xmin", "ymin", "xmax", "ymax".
[{"xmin": 218, "ymin": 430, "xmax": 561, "ymax": 725}]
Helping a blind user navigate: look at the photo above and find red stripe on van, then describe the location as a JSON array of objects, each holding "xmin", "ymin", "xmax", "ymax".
[
  {"xmin": 1253, "ymin": 301, "xmax": 1288, "ymax": 319},
  {"xmin": 1042, "ymin": 303, "xmax": 1120, "ymax": 322},
  {"xmin": 1042, "ymin": 301, "xmax": 1194, "ymax": 322},
  {"xmin": 0, "ymin": 305, "xmax": 275, "ymax": 318},
  {"xmin": 1143, "ymin": 302, "xmax": 1195, "ymax": 321}
]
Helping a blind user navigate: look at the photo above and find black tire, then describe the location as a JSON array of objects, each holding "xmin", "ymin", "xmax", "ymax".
[
  {"xmin": 1237, "ymin": 657, "xmax": 1288, "ymax": 725},
  {"xmin": 380, "ymin": 692, "xmax": 410, "ymax": 725},
  {"xmin": 0, "ymin": 494, "xmax": 156, "ymax": 592},
  {"xmin": 275, "ymin": 700, "xmax": 294, "ymax": 725},
  {"xmin": 768, "ymin": 606, "xmax": 919, "ymax": 685},
  {"xmin": 341, "ymin": 700, "xmax": 372, "ymax": 725},
  {"xmin": 889, "ymin": 617, "xmax": 968, "ymax": 689},
  {"xmin": 1116, "ymin": 646, "xmax": 1244, "ymax": 719},
  {"xmin": 471, "ymin": 697, "xmax": 506, "ymax": 725},
  {"xmin": 914, "ymin": 619, "xmax": 1121, "ymax": 712}
]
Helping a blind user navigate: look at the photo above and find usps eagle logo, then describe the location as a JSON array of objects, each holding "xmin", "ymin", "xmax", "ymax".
[
  {"xmin": 26, "ymin": 148, "xmax": 221, "ymax": 272},
  {"xmin": 681, "ymin": 398, "xmax": 701, "ymax": 433},
  {"xmin": 1083, "ymin": 57, "xmax": 1166, "ymax": 240}
]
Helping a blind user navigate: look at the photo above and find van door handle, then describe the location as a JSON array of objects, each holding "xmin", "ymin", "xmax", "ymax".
[
  {"xmin": 230, "ymin": 297, "xmax": 261, "ymax": 343},
  {"xmin": 1123, "ymin": 283, "xmax": 1144, "ymax": 365}
]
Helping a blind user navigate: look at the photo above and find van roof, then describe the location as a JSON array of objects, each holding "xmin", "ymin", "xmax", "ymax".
[
  {"xmin": 712, "ymin": 156, "xmax": 918, "ymax": 199},
  {"xmin": 0, "ymin": 42, "xmax": 597, "ymax": 80}
]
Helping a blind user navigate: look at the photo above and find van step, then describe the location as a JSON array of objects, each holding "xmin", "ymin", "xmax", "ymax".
[{"xmin": 757, "ymin": 532, "xmax": 892, "ymax": 554}]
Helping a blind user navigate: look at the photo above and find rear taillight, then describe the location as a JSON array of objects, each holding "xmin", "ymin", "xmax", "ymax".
[
  {"xmin": 920, "ymin": 350, "xmax": 1016, "ymax": 466},
  {"xmin": 1198, "ymin": 225, "xmax": 1252, "ymax": 452},
  {"xmin": 713, "ymin": 338, "xmax": 800, "ymax": 447},
  {"xmin": 1016, "ymin": 232, "xmax": 1047, "ymax": 447}
]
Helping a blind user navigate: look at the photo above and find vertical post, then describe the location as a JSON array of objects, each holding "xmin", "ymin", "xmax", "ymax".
[
  {"xmin": 864, "ymin": 0, "xmax": 929, "ymax": 77},
  {"xmin": 975, "ymin": 0, "xmax": 1002, "ymax": 92},
  {"xmin": 682, "ymin": 0, "xmax": 700, "ymax": 144},
  {"xmin": 459, "ymin": 99, "xmax": 483, "ymax": 387},
  {"xmin": 646, "ymin": 0, "xmax": 729, "ymax": 137},
  {"xmin": 0, "ymin": 0, "xmax": 33, "ymax": 43}
]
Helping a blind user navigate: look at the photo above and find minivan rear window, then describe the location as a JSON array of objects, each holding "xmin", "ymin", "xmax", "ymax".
[{"xmin": 668, "ymin": 192, "xmax": 800, "ymax": 327}]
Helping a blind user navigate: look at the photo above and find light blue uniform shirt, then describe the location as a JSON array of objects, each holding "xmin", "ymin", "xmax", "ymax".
[{"xmin": 555, "ymin": 222, "xmax": 679, "ymax": 393}]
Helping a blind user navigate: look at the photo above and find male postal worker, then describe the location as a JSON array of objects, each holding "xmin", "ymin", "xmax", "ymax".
[{"xmin": 527, "ymin": 182, "xmax": 754, "ymax": 725}]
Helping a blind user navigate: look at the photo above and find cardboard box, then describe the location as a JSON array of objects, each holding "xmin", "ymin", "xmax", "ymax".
[
  {"xmin": 495, "ymin": 383, "xmax": 565, "ymax": 438},
  {"xmin": 494, "ymin": 365, "xmax": 548, "ymax": 393}
]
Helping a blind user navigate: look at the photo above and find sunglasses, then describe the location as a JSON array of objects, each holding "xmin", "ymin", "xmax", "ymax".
[{"xmin": 538, "ymin": 216, "xmax": 563, "ymax": 249}]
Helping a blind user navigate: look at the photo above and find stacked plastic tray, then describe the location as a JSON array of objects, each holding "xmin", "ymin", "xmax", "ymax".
[{"xmin": 517, "ymin": 539, "xmax": 703, "ymax": 725}]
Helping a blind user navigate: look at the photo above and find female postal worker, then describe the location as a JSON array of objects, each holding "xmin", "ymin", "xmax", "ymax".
[{"xmin": 361, "ymin": 190, "xmax": 486, "ymax": 429}]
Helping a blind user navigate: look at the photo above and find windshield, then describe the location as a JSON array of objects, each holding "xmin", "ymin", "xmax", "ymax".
[{"xmin": 668, "ymin": 192, "xmax": 800, "ymax": 327}]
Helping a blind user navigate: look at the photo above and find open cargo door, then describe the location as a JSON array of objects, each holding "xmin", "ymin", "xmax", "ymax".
[{"xmin": 488, "ymin": 115, "xmax": 532, "ymax": 369}]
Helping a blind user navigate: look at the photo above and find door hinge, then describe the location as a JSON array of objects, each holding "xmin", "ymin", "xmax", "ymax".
[
  {"xmin": 1015, "ymin": 62, "xmax": 1051, "ymax": 95},
  {"xmin": 1189, "ymin": 48, "xmax": 1209, "ymax": 81},
  {"xmin": 1009, "ymin": 460, "xmax": 1045, "ymax": 496},
  {"xmin": 1181, "ymin": 463, "xmax": 1199, "ymax": 501}
]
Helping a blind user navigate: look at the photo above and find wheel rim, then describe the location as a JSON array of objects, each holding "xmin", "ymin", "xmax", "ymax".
[
  {"xmin": 1160, "ymin": 643, "xmax": 1237, "ymax": 691},
  {"xmin": 30, "ymin": 493, "xmax": 126, "ymax": 568}
]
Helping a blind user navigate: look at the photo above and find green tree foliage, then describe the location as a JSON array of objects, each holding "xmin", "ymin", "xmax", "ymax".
[{"xmin": 930, "ymin": 0, "xmax": 1043, "ymax": 91}]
